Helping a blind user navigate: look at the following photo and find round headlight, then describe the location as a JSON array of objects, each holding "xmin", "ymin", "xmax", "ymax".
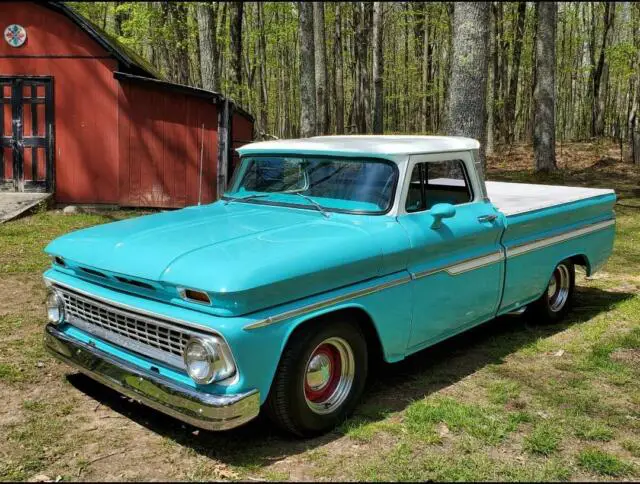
[
  {"xmin": 184, "ymin": 338, "xmax": 220, "ymax": 384},
  {"xmin": 46, "ymin": 291, "xmax": 64, "ymax": 324}
]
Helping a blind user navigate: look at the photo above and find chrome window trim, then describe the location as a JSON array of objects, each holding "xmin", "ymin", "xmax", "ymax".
[
  {"xmin": 398, "ymin": 151, "xmax": 482, "ymax": 217},
  {"xmin": 506, "ymin": 218, "xmax": 615, "ymax": 258}
]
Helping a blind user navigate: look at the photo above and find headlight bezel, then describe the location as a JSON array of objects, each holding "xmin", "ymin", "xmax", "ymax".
[
  {"xmin": 183, "ymin": 336, "xmax": 236, "ymax": 384},
  {"xmin": 46, "ymin": 290, "xmax": 65, "ymax": 325}
]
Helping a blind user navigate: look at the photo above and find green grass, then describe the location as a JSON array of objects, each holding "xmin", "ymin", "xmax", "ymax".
[
  {"xmin": 524, "ymin": 423, "xmax": 562, "ymax": 455},
  {"xmin": 577, "ymin": 448, "xmax": 634, "ymax": 477},
  {"xmin": 403, "ymin": 396, "xmax": 530, "ymax": 445},
  {"xmin": 0, "ymin": 210, "xmax": 150, "ymax": 274}
]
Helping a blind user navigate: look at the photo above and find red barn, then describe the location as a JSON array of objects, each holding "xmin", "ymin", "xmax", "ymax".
[{"xmin": 0, "ymin": 1, "xmax": 254, "ymax": 208}]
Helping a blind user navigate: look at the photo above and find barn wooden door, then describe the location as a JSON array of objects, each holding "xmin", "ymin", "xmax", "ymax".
[{"xmin": 0, "ymin": 77, "xmax": 54, "ymax": 192}]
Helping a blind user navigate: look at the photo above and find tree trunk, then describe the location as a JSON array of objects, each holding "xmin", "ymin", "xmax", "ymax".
[
  {"xmin": 257, "ymin": 2, "xmax": 268, "ymax": 135},
  {"xmin": 299, "ymin": 1, "xmax": 316, "ymax": 137},
  {"xmin": 229, "ymin": 2, "xmax": 244, "ymax": 104},
  {"xmin": 592, "ymin": 2, "xmax": 615, "ymax": 138},
  {"xmin": 421, "ymin": 5, "xmax": 431, "ymax": 133},
  {"xmin": 503, "ymin": 1, "xmax": 526, "ymax": 145},
  {"xmin": 361, "ymin": 2, "xmax": 372, "ymax": 133},
  {"xmin": 372, "ymin": 2, "xmax": 384, "ymax": 134},
  {"xmin": 334, "ymin": 3, "xmax": 344, "ymax": 134},
  {"xmin": 445, "ymin": 2, "xmax": 490, "ymax": 167},
  {"xmin": 197, "ymin": 2, "xmax": 218, "ymax": 92},
  {"xmin": 534, "ymin": 2, "xmax": 557, "ymax": 172},
  {"xmin": 486, "ymin": 3, "xmax": 495, "ymax": 154},
  {"xmin": 313, "ymin": 2, "xmax": 328, "ymax": 135}
]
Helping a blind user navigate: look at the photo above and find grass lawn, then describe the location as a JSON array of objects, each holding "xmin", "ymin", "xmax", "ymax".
[{"xmin": 0, "ymin": 141, "xmax": 638, "ymax": 481}]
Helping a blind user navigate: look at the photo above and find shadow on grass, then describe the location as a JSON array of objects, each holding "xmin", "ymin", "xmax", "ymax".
[{"xmin": 66, "ymin": 285, "xmax": 634, "ymax": 470}]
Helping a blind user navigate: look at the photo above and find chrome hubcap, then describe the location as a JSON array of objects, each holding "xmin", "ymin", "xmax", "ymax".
[
  {"xmin": 306, "ymin": 353, "xmax": 332, "ymax": 391},
  {"xmin": 548, "ymin": 264, "xmax": 570, "ymax": 312},
  {"xmin": 304, "ymin": 337, "xmax": 355, "ymax": 415}
]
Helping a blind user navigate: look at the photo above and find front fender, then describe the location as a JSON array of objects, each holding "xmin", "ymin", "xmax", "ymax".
[{"xmin": 238, "ymin": 271, "xmax": 413, "ymax": 403}]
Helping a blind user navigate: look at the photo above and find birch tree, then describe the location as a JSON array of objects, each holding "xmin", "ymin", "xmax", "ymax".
[{"xmin": 445, "ymin": 2, "xmax": 490, "ymax": 166}]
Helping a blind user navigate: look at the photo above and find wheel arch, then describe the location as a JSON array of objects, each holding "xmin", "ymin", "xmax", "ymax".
[{"xmin": 281, "ymin": 304, "xmax": 385, "ymax": 368}]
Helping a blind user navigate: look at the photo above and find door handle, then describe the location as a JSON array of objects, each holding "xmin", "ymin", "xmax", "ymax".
[{"xmin": 477, "ymin": 214, "xmax": 498, "ymax": 223}]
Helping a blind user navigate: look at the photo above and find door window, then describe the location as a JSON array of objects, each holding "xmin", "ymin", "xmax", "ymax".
[{"xmin": 405, "ymin": 160, "xmax": 472, "ymax": 212}]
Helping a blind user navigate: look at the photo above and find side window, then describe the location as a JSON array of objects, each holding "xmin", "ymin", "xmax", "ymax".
[{"xmin": 405, "ymin": 160, "xmax": 472, "ymax": 212}]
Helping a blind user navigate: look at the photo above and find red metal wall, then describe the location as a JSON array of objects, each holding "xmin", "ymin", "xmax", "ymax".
[
  {"xmin": 0, "ymin": 2, "xmax": 120, "ymax": 203},
  {"xmin": 231, "ymin": 112, "xmax": 255, "ymax": 176},
  {"xmin": 118, "ymin": 80, "xmax": 219, "ymax": 208}
]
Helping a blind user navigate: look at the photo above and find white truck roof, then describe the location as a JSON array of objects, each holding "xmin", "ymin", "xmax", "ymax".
[{"xmin": 237, "ymin": 135, "xmax": 480, "ymax": 160}]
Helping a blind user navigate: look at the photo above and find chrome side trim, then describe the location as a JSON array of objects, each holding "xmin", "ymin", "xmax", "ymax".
[
  {"xmin": 412, "ymin": 250, "xmax": 504, "ymax": 279},
  {"xmin": 45, "ymin": 324, "xmax": 259, "ymax": 431},
  {"xmin": 244, "ymin": 249, "xmax": 507, "ymax": 331},
  {"xmin": 444, "ymin": 250, "xmax": 504, "ymax": 275},
  {"xmin": 243, "ymin": 275, "xmax": 412, "ymax": 330},
  {"xmin": 506, "ymin": 219, "xmax": 615, "ymax": 258}
]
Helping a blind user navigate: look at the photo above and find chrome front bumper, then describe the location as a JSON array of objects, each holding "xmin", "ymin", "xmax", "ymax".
[{"xmin": 44, "ymin": 324, "xmax": 260, "ymax": 431}]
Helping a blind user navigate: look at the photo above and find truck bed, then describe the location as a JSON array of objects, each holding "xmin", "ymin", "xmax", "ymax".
[{"xmin": 485, "ymin": 181, "xmax": 615, "ymax": 216}]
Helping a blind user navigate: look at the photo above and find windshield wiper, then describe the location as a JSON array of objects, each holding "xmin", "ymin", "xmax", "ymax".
[
  {"xmin": 294, "ymin": 192, "xmax": 330, "ymax": 218},
  {"xmin": 223, "ymin": 193, "xmax": 271, "ymax": 206}
]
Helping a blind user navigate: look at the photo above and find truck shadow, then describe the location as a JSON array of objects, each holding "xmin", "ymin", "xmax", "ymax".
[{"xmin": 67, "ymin": 284, "xmax": 634, "ymax": 470}]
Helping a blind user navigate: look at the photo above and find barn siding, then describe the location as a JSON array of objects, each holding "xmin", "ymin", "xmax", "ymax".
[
  {"xmin": 1, "ymin": 2, "xmax": 120, "ymax": 203},
  {"xmin": 118, "ymin": 80, "xmax": 219, "ymax": 208}
]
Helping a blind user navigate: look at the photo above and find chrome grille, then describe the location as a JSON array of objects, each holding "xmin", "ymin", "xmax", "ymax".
[{"xmin": 56, "ymin": 286, "xmax": 203, "ymax": 369}]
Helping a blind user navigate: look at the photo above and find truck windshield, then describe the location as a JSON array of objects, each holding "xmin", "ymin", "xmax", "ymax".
[{"xmin": 224, "ymin": 156, "xmax": 397, "ymax": 214}]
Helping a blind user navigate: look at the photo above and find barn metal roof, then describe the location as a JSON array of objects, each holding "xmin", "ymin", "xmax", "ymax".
[
  {"xmin": 45, "ymin": 2, "xmax": 254, "ymax": 123},
  {"xmin": 46, "ymin": 2, "xmax": 160, "ymax": 78}
]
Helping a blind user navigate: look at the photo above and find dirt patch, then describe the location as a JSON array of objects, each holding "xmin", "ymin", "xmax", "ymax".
[{"xmin": 610, "ymin": 349, "xmax": 640, "ymax": 371}]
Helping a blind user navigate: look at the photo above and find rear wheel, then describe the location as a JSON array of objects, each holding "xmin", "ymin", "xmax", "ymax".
[
  {"xmin": 526, "ymin": 259, "xmax": 575, "ymax": 323},
  {"xmin": 265, "ymin": 319, "xmax": 368, "ymax": 437}
]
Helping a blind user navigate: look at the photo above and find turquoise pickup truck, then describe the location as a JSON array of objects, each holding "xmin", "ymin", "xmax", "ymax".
[{"xmin": 43, "ymin": 136, "xmax": 616, "ymax": 436}]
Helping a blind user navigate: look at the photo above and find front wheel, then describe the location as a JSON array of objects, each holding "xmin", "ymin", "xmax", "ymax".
[
  {"xmin": 265, "ymin": 319, "xmax": 368, "ymax": 437},
  {"xmin": 526, "ymin": 259, "xmax": 575, "ymax": 323}
]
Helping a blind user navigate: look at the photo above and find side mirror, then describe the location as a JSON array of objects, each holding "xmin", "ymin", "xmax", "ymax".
[{"xmin": 430, "ymin": 203, "xmax": 456, "ymax": 229}]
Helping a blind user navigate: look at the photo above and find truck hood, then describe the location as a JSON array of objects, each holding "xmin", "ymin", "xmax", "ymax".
[{"xmin": 46, "ymin": 203, "xmax": 391, "ymax": 316}]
